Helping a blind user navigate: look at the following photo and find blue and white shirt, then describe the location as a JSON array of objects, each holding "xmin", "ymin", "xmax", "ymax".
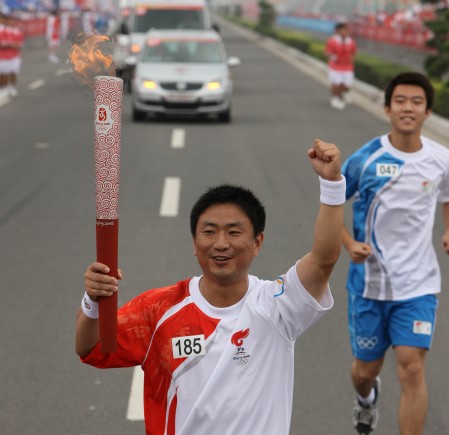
[{"xmin": 342, "ymin": 134, "xmax": 449, "ymax": 301}]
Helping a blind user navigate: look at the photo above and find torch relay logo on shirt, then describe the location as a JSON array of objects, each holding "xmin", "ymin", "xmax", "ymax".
[
  {"xmin": 231, "ymin": 329, "xmax": 251, "ymax": 366},
  {"xmin": 421, "ymin": 181, "xmax": 435, "ymax": 193}
]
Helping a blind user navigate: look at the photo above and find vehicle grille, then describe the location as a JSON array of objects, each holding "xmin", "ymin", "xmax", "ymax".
[{"xmin": 160, "ymin": 82, "xmax": 203, "ymax": 91}]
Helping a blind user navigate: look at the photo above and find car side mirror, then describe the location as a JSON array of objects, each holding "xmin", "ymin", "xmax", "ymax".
[
  {"xmin": 227, "ymin": 57, "xmax": 241, "ymax": 67},
  {"xmin": 212, "ymin": 23, "xmax": 220, "ymax": 33},
  {"xmin": 120, "ymin": 22, "xmax": 129, "ymax": 34}
]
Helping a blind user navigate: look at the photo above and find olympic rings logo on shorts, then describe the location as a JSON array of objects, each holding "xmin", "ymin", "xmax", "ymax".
[{"xmin": 356, "ymin": 336, "xmax": 379, "ymax": 350}]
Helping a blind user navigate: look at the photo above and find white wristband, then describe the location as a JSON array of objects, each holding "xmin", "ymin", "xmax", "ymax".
[
  {"xmin": 81, "ymin": 292, "xmax": 99, "ymax": 319},
  {"xmin": 319, "ymin": 175, "xmax": 346, "ymax": 206}
]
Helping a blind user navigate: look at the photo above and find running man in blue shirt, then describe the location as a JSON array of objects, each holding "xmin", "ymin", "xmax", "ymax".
[{"xmin": 342, "ymin": 72, "xmax": 449, "ymax": 435}]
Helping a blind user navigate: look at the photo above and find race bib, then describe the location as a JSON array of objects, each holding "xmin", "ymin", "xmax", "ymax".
[
  {"xmin": 376, "ymin": 163, "xmax": 399, "ymax": 177},
  {"xmin": 172, "ymin": 334, "xmax": 206, "ymax": 358}
]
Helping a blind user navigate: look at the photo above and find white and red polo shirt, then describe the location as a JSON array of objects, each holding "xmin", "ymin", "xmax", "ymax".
[{"xmin": 82, "ymin": 264, "xmax": 333, "ymax": 434}]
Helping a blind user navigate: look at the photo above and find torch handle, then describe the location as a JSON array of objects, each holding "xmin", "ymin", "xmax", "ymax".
[{"xmin": 96, "ymin": 219, "xmax": 119, "ymax": 353}]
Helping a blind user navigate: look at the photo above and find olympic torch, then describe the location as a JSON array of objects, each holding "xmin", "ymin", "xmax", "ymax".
[
  {"xmin": 69, "ymin": 35, "xmax": 123, "ymax": 352},
  {"xmin": 94, "ymin": 76, "xmax": 123, "ymax": 353}
]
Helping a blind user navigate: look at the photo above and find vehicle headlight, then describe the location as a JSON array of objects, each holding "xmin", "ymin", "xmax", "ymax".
[
  {"xmin": 207, "ymin": 81, "xmax": 222, "ymax": 90},
  {"xmin": 130, "ymin": 44, "xmax": 141, "ymax": 54},
  {"xmin": 142, "ymin": 80, "xmax": 157, "ymax": 89}
]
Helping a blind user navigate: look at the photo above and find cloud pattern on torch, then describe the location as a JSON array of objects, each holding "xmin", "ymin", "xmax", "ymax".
[{"xmin": 94, "ymin": 77, "xmax": 123, "ymax": 220}]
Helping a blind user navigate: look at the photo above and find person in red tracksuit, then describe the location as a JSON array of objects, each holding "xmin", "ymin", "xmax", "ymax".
[{"xmin": 325, "ymin": 22, "xmax": 357, "ymax": 110}]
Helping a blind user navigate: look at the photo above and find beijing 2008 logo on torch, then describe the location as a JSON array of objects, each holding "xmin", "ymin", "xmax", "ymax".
[
  {"xmin": 96, "ymin": 106, "xmax": 113, "ymax": 134},
  {"xmin": 231, "ymin": 329, "xmax": 251, "ymax": 366}
]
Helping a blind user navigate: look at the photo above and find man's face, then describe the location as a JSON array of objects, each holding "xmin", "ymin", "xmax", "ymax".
[
  {"xmin": 337, "ymin": 26, "xmax": 348, "ymax": 38},
  {"xmin": 385, "ymin": 84, "xmax": 430, "ymax": 135},
  {"xmin": 193, "ymin": 203, "xmax": 263, "ymax": 286}
]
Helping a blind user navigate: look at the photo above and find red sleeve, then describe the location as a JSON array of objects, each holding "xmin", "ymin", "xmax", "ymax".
[{"xmin": 81, "ymin": 279, "xmax": 191, "ymax": 368}]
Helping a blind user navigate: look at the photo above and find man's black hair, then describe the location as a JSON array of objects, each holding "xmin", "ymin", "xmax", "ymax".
[
  {"xmin": 335, "ymin": 22, "xmax": 348, "ymax": 30},
  {"xmin": 384, "ymin": 72, "xmax": 434, "ymax": 110},
  {"xmin": 190, "ymin": 184, "xmax": 266, "ymax": 237}
]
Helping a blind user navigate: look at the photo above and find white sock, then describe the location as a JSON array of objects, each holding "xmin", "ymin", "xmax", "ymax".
[{"xmin": 357, "ymin": 387, "xmax": 376, "ymax": 407}]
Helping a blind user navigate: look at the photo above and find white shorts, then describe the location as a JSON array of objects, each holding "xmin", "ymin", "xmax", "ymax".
[
  {"xmin": 3, "ymin": 59, "xmax": 14, "ymax": 74},
  {"xmin": 10, "ymin": 57, "xmax": 22, "ymax": 74},
  {"xmin": 328, "ymin": 69, "xmax": 354, "ymax": 87}
]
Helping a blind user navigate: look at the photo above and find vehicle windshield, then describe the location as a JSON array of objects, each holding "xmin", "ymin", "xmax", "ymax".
[
  {"xmin": 142, "ymin": 39, "xmax": 223, "ymax": 63},
  {"xmin": 133, "ymin": 8, "xmax": 205, "ymax": 32}
]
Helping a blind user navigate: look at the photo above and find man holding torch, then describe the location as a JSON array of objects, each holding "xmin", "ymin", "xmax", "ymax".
[{"xmin": 76, "ymin": 139, "xmax": 346, "ymax": 434}]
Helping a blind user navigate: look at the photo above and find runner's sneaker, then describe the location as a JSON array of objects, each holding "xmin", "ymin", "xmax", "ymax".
[
  {"xmin": 48, "ymin": 53, "xmax": 59, "ymax": 63},
  {"xmin": 353, "ymin": 377, "xmax": 381, "ymax": 434},
  {"xmin": 343, "ymin": 91, "xmax": 353, "ymax": 105},
  {"xmin": 330, "ymin": 96, "xmax": 346, "ymax": 110},
  {"xmin": 0, "ymin": 89, "xmax": 10, "ymax": 105},
  {"xmin": 8, "ymin": 86, "xmax": 18, "ymax": 98}
]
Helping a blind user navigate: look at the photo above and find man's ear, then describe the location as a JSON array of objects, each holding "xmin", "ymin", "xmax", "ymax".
[{"xmin": 254, "ymin": 232, "xmax": 264, "ymax": 256}]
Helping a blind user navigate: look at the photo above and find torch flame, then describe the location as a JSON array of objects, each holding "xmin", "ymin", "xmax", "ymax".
[{"xmin": 69, "ymin": 33, "xmax": 116, "ymax": 87}]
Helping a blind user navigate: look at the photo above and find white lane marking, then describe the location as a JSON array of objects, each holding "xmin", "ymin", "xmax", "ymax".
[
  {"xmin": 171, "ymin": 128, "xmax": 185, "ymax": 149},
  {"xmin": 34, "ymin": 142, "xmax": 50, "ymax": 149},
  {"xmin": 160, "ymin": 177, "xmax": 181, "ymax": 217},
  {"xmin": 55, "ymin": 67, "xmax": 71, "ymax": 77},
  {"xmin": 127, "ymin": 366, "xmax": 145, "ymax": 421},
  {"xmin": 126, "ymin": 178, "xmax": 181, "ymax": 420},
  {"xmin": 28, "ymin": 79, "xmax": 46, "ymax": 90}
]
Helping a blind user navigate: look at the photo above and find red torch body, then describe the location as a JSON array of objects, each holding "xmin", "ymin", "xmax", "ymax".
[
  {"xmin": 96, "ymin": 219, "xmax": 119, "ymax": 352},
  {"xmin": 94, "ymin": 76, "xmax": 123, "ymax": 353}
]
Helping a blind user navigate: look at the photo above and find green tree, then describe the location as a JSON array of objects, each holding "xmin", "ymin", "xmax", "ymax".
[
  {"xmin": 258, "ymin": 0, "xmax": 276, "ymax": 30},
  {"xmin": 233, "ymin": 4, "xmax": 242, "ymax": 19},
  {"xmin": 423, "ymin": 2, "xmax": 449, "ymax": 82}
]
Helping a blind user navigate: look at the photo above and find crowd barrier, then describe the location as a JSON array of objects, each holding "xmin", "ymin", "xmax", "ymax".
[
  {"xmin": 275, "ymin": 13, "xmax": 435, "ymax": 51},
  {"xmin": 18, "ymin": 18, "xmax": 46, "ymax": 38},
  {"xmin": 17, "ymin": 16, "xmax": 80, "ymax": 39},
  {"xmin": 349, "ymin": 22, "xmax": 433, "ymax": 50}
]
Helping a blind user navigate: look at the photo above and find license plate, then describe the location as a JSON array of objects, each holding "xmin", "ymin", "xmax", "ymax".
[{"xmin": 165, "ymin": 93, "xmax": 195, "ymax": 103}]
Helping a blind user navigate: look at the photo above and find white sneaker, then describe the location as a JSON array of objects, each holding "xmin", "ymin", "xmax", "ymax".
[
  {"xmin": 0, "ymin": 90, "xmax": 10, "ymax": 105},
  {"xmin": 353, "ymin": 377, "xmax": 381, "ymax": 434},
  {"xmin": 48, "ymin": 54, "xmax": 59, "ymax": 63},
  {"xmin": 330, "ymin": 96, "xmax": 346, "ymax": 110},
  {"xmin": 8, "ymin": 86, "xmax": 18, "ymax": 97}
]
